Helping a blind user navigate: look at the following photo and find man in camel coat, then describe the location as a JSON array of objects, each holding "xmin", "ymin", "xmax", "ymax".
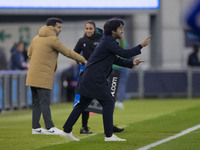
[{"xmin": 26, "ymin": 17, "xmax": 87, "ymax": 135}]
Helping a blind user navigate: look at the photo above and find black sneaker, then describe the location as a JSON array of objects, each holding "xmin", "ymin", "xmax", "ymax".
[
  {"xmin": 80, "ymin": 127, "xmax": 93, "ymax": 134},
  {"xmin": 113, "ymin": 125, "xmax": 124, "ymax": 133}
]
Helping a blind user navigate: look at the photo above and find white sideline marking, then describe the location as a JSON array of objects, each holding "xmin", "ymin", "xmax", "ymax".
[{"xmin": 137, "ymin": 124, "xmax": 200, "ymax": 150}]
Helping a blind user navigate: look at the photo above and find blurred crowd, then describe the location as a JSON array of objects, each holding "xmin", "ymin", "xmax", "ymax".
[{"xmin": 0, "ymin": 41, "xmax": 29, "ymax": 70}]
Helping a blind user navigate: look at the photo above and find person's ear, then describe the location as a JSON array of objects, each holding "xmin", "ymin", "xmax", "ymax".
[{"xmin": 112, "ymin": 30, "xmax": 117, "ymax": 36}]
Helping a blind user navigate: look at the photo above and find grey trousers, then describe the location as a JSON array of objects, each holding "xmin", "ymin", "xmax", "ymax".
[{"xmin": 31, "ymin": 87, "xmax": 54, "ymax": 129}]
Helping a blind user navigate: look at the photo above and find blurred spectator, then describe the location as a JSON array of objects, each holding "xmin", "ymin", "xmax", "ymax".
[
  {"xmin": 8, "ymin": 42, "xmax": 28, "ymax": 70},
  {"xmin": 61, "ymin": 61, "xmax": 79, "ymax": 102},
  {"xmin": 187, "ymin": 45, "xmax": 200, "ymax": 67},
  {"xmin": 0, "ymin": 47, "xmax": 7, "ymax": 70}
]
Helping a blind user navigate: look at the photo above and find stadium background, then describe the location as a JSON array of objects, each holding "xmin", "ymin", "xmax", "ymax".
[
  {"xmin": 1, "ymin": 1, "xmax": 200, "ymax": 150},
  {"xmin": 0, "ymin": 0, "xmax": 200, "ymax": 109},
  {"xmin": 0, "ymin": 0, "xmax": 196, "ymax": 70}
]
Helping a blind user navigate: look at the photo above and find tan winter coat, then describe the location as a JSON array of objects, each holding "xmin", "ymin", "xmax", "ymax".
[{"xmin": 26, "ymin": 25, "xmax": 87, "ymax": 90}]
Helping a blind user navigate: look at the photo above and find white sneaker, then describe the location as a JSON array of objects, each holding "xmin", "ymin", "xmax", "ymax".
[
  {"xmin": 105, "ymin": 134, "xmax": 126, "ymax": 142},
  {"xmin": 32, "ymin": 127, "xmax": 47, "ymax": 134},
  {"xmin": 46, "ymin": 127, "xmax": 62, "ymax": 135},
  {"xmin": 60, "ymin": 131, "xmax": 80, "ymax": 141}
]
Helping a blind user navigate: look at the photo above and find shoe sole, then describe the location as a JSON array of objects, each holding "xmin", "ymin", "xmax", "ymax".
[
  {"xmin": 32, "ymin": 131, "xmax": 46, "ymax": 134},
  {"xmin": 60, "ymin": 133, "xmax": 80, "ymax": 141},
  {"xmin": 46, "ymin": 131, "xmax": 62, "ymax": 135}
]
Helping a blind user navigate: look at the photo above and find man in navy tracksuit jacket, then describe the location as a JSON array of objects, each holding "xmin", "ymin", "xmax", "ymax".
[{"xmin": 61, "ymin": 18, "xmax": 151, "ymax": 141}]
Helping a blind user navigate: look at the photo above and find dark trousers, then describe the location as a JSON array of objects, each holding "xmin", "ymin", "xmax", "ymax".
[
  {"xmin": 63, "ymin": 96, "xmax": 115, "ymax": 137},
  {"xmin": 31, "ymin": 87, "xmax": 54, "ymax": 129},
  {"xmin": 82, "ymin": 111, "xmax": 89, "ymax": 128}
]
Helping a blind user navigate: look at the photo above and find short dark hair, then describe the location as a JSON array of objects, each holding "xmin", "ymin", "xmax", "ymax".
[
  {"xmin": 104, "ymin": 18, "xmax": 124, "ymax": 36},
  {"xmin": 85, "ymin": 20, "xmax": 96, "ymax": 28},
  {"xmin": 46, "ymin": 17, "xmax": 63, "ymax": 26}
]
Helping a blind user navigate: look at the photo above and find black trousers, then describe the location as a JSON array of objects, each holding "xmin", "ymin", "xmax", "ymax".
[
  {"xmin": 63, "ymin": 96, "xmax": 115, "ymax": 137},
  {"xmin": 31, "ymin": 87, "xmax": 54, "ymax": 129},
  {"xmin": 82, "ymin": 111, "xmax": 89, "ymax": 128}
]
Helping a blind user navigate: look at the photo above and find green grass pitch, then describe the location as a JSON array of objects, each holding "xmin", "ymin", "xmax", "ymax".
[{"xmin": 1, "ymin": 98, "xmax": 200, "ymax": 150}]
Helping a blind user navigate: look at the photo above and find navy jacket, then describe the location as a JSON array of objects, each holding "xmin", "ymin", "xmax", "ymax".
[
  {"xmin": 76, "ymin": 35, "xmax": 142, "ymax": 101},
  {"xmin": 8, "ymin": 50, "xmax": 27, "ymax": 70}
]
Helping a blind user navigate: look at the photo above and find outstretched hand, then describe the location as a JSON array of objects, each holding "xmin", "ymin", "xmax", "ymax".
[
  {"xmin": 140, "ymin": 35, "xmax": 151, "ymax": 47},
  {"xmin": 133, "ymin": 57, "xmax": 145, "ymax": 66}
]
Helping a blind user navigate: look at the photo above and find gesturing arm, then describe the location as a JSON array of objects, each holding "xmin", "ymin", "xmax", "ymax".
[
  {"xmin": 53, "ymin": 37, "xmax": 87, "ymax": 64},
  {"xmin": 114, "ymin": 56, "xmax": 144, "ymax": 68},
  {"xmin": 110, "ymin": 35, "xmax": 151, "ymax": 58}
]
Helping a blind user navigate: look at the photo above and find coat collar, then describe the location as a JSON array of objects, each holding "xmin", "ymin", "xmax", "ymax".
[{"xmin": 38, "ymin": 26, "xmax": 57, "ymax": 37}]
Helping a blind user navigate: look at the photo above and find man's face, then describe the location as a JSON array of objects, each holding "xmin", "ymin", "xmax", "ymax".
[
  {"xmin": 54, "ymin": 22, "xmax": 62, "ymax": 36},
  {"xmin": 112, "ymin": 24, "xmax": 123, "ymax": 39}
]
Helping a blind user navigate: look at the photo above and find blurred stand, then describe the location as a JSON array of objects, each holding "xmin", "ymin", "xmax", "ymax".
[
  {"xmin": 186, "ymin": 0, "xmax": 200, "ymax": 35},
  {"xmin": 182, "ymin": 0, "xmax": 200, "ymax": 68}
]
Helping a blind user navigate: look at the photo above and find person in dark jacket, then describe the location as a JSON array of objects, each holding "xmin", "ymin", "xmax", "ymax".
[
  {"xmin": 188, "ymin": 45, "xmax": 200, "ymax": 67},
  {"xmin": 73, "ymin": 20, "xmax": 102, "ymax": 134},
  {"xmin": 74, "ymin": 20, "xmax": 124, "ymax": 134},
  {"xmin": 74, "ymin": 20, "xmax": 102, "ymax": 60},
  {"xmin": 8, "ymin": 42, "xmax": 28, "ymax": 70},
  {"xmin": 60, "ymin": 18, "xmax": 151, "ymax": 141}
]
